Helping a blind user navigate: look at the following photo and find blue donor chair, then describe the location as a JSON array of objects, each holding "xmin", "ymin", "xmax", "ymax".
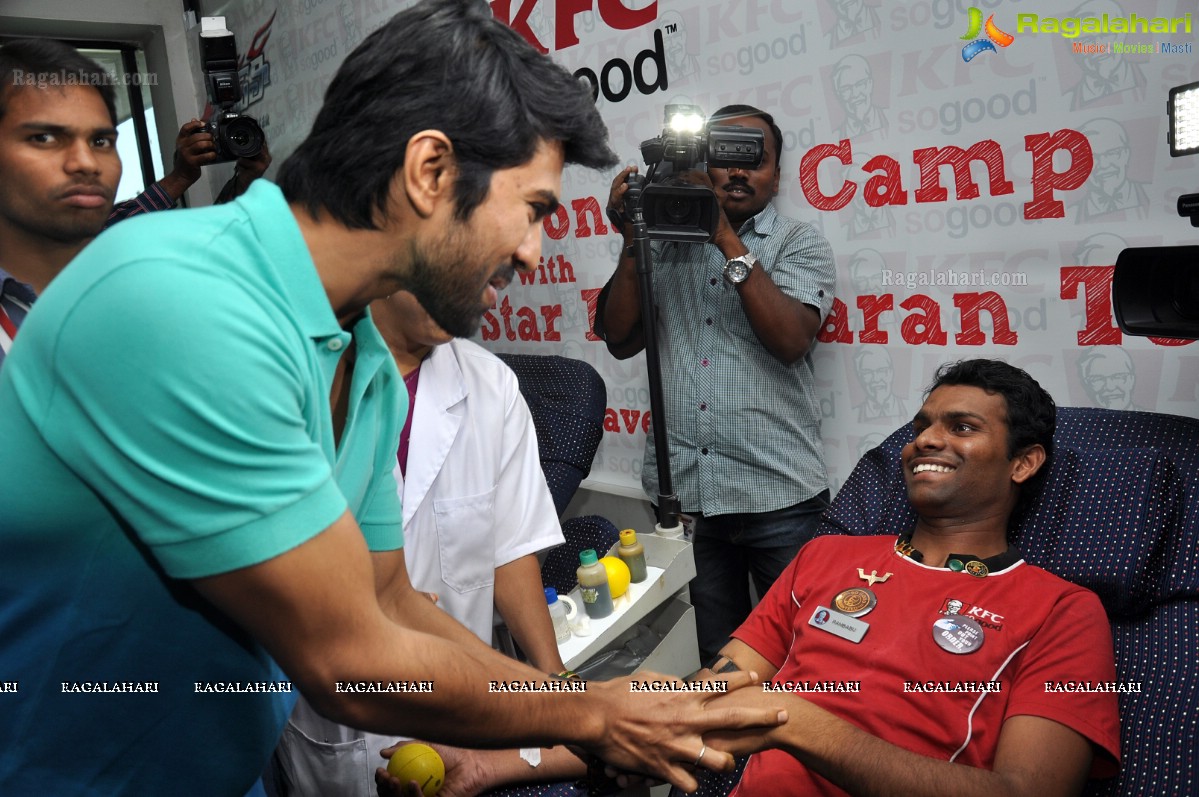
[
  {"xmin": 681, "ymin": 406, "xmax": 1199, "ymax": 797},
  {"xmin": 821, "ymin": 407, "xmax": 1199, "ymax": 797},
  {"xmin": 495, "ymin": 353, "xmax": 621, "ymax": 597}
]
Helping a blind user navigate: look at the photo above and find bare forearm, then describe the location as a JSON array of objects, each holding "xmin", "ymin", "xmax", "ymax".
[
  {"xmin": 734, "ymin": 273, "xmax": 818, "ymax": 365},
  {"xmin": 216, "ymin": 167, "xmax": 259, "ymax": 204},
  {"xmin": 473, "ymin": 746, "xmax": 588, "ymax": 789},
  {"xmin": 194, "ymin": 515, "xmax": 787, "ymax": 791},
  {"xmin": 709, "ymin": 694, "xmax": 1091, "ymax": 797},
  {"xmin": 377, "ymin": 742, "xmax": 588, "ymax": 797},
  {"xmin": 375, "ymin": 586, "xmax": 577, "ymax": 723},
  {"xmin": 598, "ymin": 231, "xmax": 646, "ymax": 358},
  {"xmin": 384, "ymin": 571, "xmax": 499, "ymax": 654},
  {"xmin": 776, "ymin": 708, "xmax": 1002, "ymax": 797},
  {"xmin": 316, "ymin": 620, "xmax": 598, "ymax": 748},
  {"xmin": 710, "ymin": 230, "xmax": 817, "ymax": 365},
  {"xmin": 372, "ymin": 547, "xmax": 498, "ymax": 658},
  {"xmin": 200, "ymin": 529, "xmax": 591, "ymax": 747},
  {"xmin": 156, "ymin": 170, "xmax": 196, "ymax": 202},
  {"xmin": 494, "ymin": 555, "xmax": 566, "ymax": 674}
]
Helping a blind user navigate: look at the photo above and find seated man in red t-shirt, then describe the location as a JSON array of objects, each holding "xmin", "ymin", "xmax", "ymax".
[
  {"xmin": 699, "ymin": 358, "xmax": 1120, "ymax": 797},
  {"xmin": 378, "ymin": 359, "xmax": 1120, "ymax": 797}
]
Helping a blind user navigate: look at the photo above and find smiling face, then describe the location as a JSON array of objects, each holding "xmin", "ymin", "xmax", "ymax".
[
  {"xmin": 1073, "ymin": 0, "xmax": 1126, "ymax": 78},
  {"xmin": 707, "ymin": 115, "xmax": 780, "ymax": 228},
  {"xmin": 1083, "ymin": 122, "xmax": 1129, "ymax": 195},
  {"xmin": 833, "ymin": 0, "xmax": 864, "ymax": 23},
  {"xmin": 849, "ymin": 249, "xmax": 885, "ymax": 293},
  {"xmin": 834, "ymin": 59, "xmax": 873, "ymax": 122},
  {"xmin": 660, "ymin": 11, "xmax": 690, "ymax": 65},
  {"xmin": 1081, "ymin": 349, "xmax": 1134, "ymax": 409},
  {"xmin": 856, "ymin": 348, "xmax": 893, "ymax": 402},
  {"xmin": 0, "ymin": 84, "xmax": 120, "ymax": 253},
  {"xmin": 403, "ymin": 138, "xmax": 563, "ymax": 338},
  {"xmin": 902, "ymin": 384, "xmax": 1042, "ymax": 522}
]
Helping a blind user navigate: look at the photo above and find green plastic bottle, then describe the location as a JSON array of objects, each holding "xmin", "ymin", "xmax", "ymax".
[{"xmin": 576, "ymin": 549, "xmax": 613, "ymax": 619}]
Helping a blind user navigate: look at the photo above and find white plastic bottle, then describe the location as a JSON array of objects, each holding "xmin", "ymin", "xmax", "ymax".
[{"xmin": 544, "ymin": 587, "xmax": 575, "ymax": 643}]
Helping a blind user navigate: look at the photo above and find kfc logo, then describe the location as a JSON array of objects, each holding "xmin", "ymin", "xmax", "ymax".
[{"xmin": 941, "ymin": 598, "xmax": 1005, "ymax": 629}]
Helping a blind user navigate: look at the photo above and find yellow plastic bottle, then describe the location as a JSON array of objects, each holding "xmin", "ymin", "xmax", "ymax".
[{"xmin": 617, "ymin": 529, "xmax": 647, "ymax": 583}]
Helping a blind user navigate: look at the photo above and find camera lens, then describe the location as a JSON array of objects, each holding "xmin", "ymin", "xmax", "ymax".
[
  {"xmin": 219, "ymin": 115, "xmax": 265, "ymax": 159},
  {"xmin": 662, "ymin": 197, "xmax": 697, "ymax": 225},
  {"xmin": 640, "ymin": 182, "xmax": 717, "ymax": 242}
]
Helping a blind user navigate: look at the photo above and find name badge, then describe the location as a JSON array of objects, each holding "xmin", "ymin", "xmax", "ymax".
[{"xmin": 809, "ymin": 605, "xmax": 869, "ymax": 643}]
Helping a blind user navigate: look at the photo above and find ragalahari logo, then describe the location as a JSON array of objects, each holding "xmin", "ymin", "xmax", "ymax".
[{"xmin": 960, "ymin": 8, "xmax": 1014, "ymax": 62}]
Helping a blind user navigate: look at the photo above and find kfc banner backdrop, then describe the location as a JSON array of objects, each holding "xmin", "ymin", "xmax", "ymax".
[{"xmin": 203, "ymin": 0, "xmax": 1199, "ymax": 497}]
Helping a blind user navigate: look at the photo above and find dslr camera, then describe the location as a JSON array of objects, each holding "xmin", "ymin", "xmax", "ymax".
[
  {"xmin": 634, "ymin": 104, "xmax": 764, "ymax": 243},
  {"xmin": 199, "ymin": 16, "xmax": 265, "ymax": 163}
]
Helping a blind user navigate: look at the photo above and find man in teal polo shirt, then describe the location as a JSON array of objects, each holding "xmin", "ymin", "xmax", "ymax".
[{"xmin": 0, "ymin": 2, "xmax": 781, "ymax": 795}]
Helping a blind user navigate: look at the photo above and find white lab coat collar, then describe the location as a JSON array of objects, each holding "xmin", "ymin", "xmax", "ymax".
[{"xmin": 399, "ymin": 342, "xmax": 467, "ymax": 526}]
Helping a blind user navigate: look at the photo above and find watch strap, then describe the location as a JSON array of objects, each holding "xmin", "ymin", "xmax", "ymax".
[
  {"xmin": 724, "ymin": 254, "xmax": 756, "ymax": 284},
  {"xmin": 606, "ymin": 205, "xmax": 628, "ymax": 230}
]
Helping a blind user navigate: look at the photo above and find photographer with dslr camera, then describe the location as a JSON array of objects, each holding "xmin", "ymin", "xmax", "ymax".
[
  {"xmin": 595, "ymin": 104, "xmax": 837, "ymax": 663},
  {"xmin": 111, "ymin": 14, "xmax": 273, "ymax": 226},
  {"xmin": 108, "ymin": 118, "xmax": 271, "ymax": 223}
]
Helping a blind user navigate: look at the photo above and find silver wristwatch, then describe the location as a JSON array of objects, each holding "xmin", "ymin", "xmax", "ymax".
[{"xmin": 723, "ymin": 254, "xmax": 757, "ymax": 285}]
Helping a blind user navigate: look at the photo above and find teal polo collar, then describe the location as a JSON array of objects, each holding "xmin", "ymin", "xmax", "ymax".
[{"xmin": 238, "ymin": 180, "xmax": 343, "ymax": 344}]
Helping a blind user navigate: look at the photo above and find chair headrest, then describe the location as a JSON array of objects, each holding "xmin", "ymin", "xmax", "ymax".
[
  {"xmin": 495, "ymin": 353, "xmax": 607, "ymax": 516},
  {"xmin": 823, "ymin": 407, "xmax": 1199, "ymax": 617}
]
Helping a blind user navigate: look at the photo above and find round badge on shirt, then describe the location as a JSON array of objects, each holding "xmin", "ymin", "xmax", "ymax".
[
  {"xmin": 833, "ymin": 588, "xmax": 877, "ymax": 618},
  {"xmin": 932, "ymin": 615, "xmax": 985, "ymax": 654}
]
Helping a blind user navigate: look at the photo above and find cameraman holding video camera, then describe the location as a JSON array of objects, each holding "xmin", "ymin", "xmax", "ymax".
[{"xmin": 595, "ymin": 104, "xmax": 836, "ymax": 663}]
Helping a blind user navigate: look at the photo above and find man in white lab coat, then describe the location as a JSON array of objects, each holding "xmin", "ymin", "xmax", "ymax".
[{"xmin": 275, "ymin": 291, "xmax": 569, "ymax": 796}]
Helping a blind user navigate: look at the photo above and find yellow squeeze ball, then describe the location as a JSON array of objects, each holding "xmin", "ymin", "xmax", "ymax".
[
  {"xmin": 600, "ymin": 556, "xmax": 632, "ymax": 598},
  {"xmin": 387, "ymin": 743, "xmax": 444, "ymax": 797}
]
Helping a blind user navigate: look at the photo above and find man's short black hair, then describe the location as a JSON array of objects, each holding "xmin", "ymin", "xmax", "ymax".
[
  {"xmin": 709, "ymin": 104, "xmax": 784, "ymax": 169},
  {"xmin": 0, "ymin": 39, "xmax": 118, "ymax": 126},
  {"xmin": 927, "ymin": 358, "xmax": 1056, "ymax": 515},
  {"xmin": 278, "ymin": 0, "xmax": 618, "ymax": 229}
]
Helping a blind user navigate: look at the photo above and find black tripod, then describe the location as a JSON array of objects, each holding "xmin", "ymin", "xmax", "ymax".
[{"xmin": 623, "ymin": 174, "xmax": 684, "ymax": 534}]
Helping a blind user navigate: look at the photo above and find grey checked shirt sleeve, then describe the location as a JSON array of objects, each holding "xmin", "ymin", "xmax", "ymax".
[{"xmin": 763, "ymin": 221, "xmax": 837, "ymax": 323}]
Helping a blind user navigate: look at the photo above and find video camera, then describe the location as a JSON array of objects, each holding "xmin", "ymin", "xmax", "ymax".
[
  {"xmin": 634, "ymin": 104, "xmax": 764, "ymax": 243},
  {"xmin": 199, "ymin": 16, "xmax": 265, "ymax": 163},
  {"xmin": 1112, "ymin": 81, "xmax": 1199, "ymax": 339}
]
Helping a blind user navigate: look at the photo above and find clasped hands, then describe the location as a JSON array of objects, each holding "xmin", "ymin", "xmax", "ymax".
[{"xmin": 375, "ymin": 668, "xmax": 785, "ymax": 797}]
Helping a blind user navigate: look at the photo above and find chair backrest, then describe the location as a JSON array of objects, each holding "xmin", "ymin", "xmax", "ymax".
[
  {"xmin": 823, "ymin": 407, "xmax": 1199, "ymax": 797},
  {"xmin": 496, "ymin": 353, "xmax": 607, "ymax": 516},
  {"xmin": 495, "ymin": 353, "xmax": 620, "ymax": 595}
]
